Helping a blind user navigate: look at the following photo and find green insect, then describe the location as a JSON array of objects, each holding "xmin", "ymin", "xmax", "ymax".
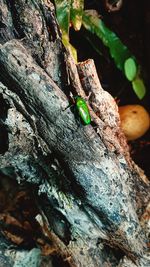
[{"xmin": 75, "ymin": 96, "xmax": 91, "ymax": 125}]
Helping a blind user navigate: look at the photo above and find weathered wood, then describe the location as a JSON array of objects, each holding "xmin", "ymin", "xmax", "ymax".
[
  {"xmin": 77, "ymin": 59, "xmax": 150, "ymax": 214},
  {"xmin": 0, "ymin": 38, "xmax": 148, "ymax": 258},
  {"xmin": 0, "ymin": 1, "xmax": 150, "ymax": 266}
]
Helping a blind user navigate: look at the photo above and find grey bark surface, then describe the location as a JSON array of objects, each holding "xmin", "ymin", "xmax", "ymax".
[{"xmin": 0, "ymin": 1, "xmax": 150, "ymax": 267}]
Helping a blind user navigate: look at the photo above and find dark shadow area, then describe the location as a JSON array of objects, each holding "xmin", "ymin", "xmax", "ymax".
[{"xmin": 0, "ymin": 94, "xmax": 9, "ymax": 154}]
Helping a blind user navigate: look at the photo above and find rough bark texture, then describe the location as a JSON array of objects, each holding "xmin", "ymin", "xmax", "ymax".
[{"xmin": 0, "ymin": 1, "xmax": 149, "ymax": 267}]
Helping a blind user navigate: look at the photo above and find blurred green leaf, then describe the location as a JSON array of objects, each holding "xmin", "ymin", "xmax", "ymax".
[
  {"xmin": 54, "ymin": 0, "xmax": 77, "ymax": 61},
  {"xmin": 62, "ymin": 33, "xmax": 77, "ymax": 61},
  {"xmin": 71, "ymin": 0, "xmax": 84, "ymax": 31},
  {"xmin": 54, "ymin": 0, "xmax": 71, "ymax": 35},
  {"xmin": 124, "ymin": 57, "xmax": 137, "ymax": 81},
  {"xmin": 54, "ymin": 3, "xmax": 147, "ymax": 99},
  {"xmin": 82, "ymin": 10, "xmax": 146, "ymax": 99},
  {"xmin": 132, "ymin": 78, "xmax": 146, "ymax": 99},
  {"xmin": 82, "ymin": 11, "xmax": 131, "ymax": 71}
]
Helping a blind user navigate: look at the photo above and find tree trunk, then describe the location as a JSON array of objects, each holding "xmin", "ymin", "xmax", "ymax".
[{"xmin": 0, "ymin": 1, "xmax": 149, "ymax": 267}]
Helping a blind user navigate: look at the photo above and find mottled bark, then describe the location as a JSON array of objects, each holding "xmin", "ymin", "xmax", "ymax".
[{"xmin": 0, "ymin": 1, "xmax": 149, "ymax": 267}]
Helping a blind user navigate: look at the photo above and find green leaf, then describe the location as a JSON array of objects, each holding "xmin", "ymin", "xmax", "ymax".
[
  {"xmin": 54, "ymin": 0, "xmax": 71, "ymax": 35},
  {"xmin": 54, "ymin": 0, "xmax": 77, "ymax": 61},
  {"xmin": 82, "ymin": 11, "xmax": 131, "ymax": 71},
  {"xmin": 62, "ymin": 33, "xmax": 77, "ymax": 62},
  {"xmin": 124, "ymin": 57, "xmax": 137, "ymax": 81},
  {"xmin": 132, "ymin": 78, "xmax": 146, "ymax": 99},
  {"xmin": 71, "ymin": 0, "xmax": 84, "ymax": 31},
  {"xmin": 82, "ymin": 10, "xmax": 147, "ymax": 98}
]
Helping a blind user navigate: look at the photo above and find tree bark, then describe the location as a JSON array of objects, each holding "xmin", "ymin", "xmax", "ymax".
[{"xmin": 0, "ymin": 1, "xmax": 149, "ymax": 267}]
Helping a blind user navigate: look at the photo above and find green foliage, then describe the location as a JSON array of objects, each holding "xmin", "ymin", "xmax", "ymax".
[
  {"xmin": 54, "ymin": 0, "xmax": 84, "ymax": 61},
  {"xmin": 54, "ymin": 0, "xmax": 71, "ymax": 34},
  {"xmin": 54, "ymin": 0, "xmax": 84, "ymax": 33},
  {"xmin": 71, "ymin": 0, "xmax": 84, "ymax": 31},
  {"xmin": 82, "ymin": 11, "xmax": 131, "ymax": 72},
  {"xmin": 124, "ymin": 57, "xmax": 137, "ymax": 81},
  {"xmin": 82, "ymin": 11, "xmax": 146, "ymax": 99},
  {"xmin": 132, "ymin": 78, "xmax": 146, "ymax": 100},
  {"xmin": 54, "ymin": 1, "xmax": 146, "ymax": 99},
  {"xmin": 54, "ymin": 0, "xmax": 76, "ymax": 60}
]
